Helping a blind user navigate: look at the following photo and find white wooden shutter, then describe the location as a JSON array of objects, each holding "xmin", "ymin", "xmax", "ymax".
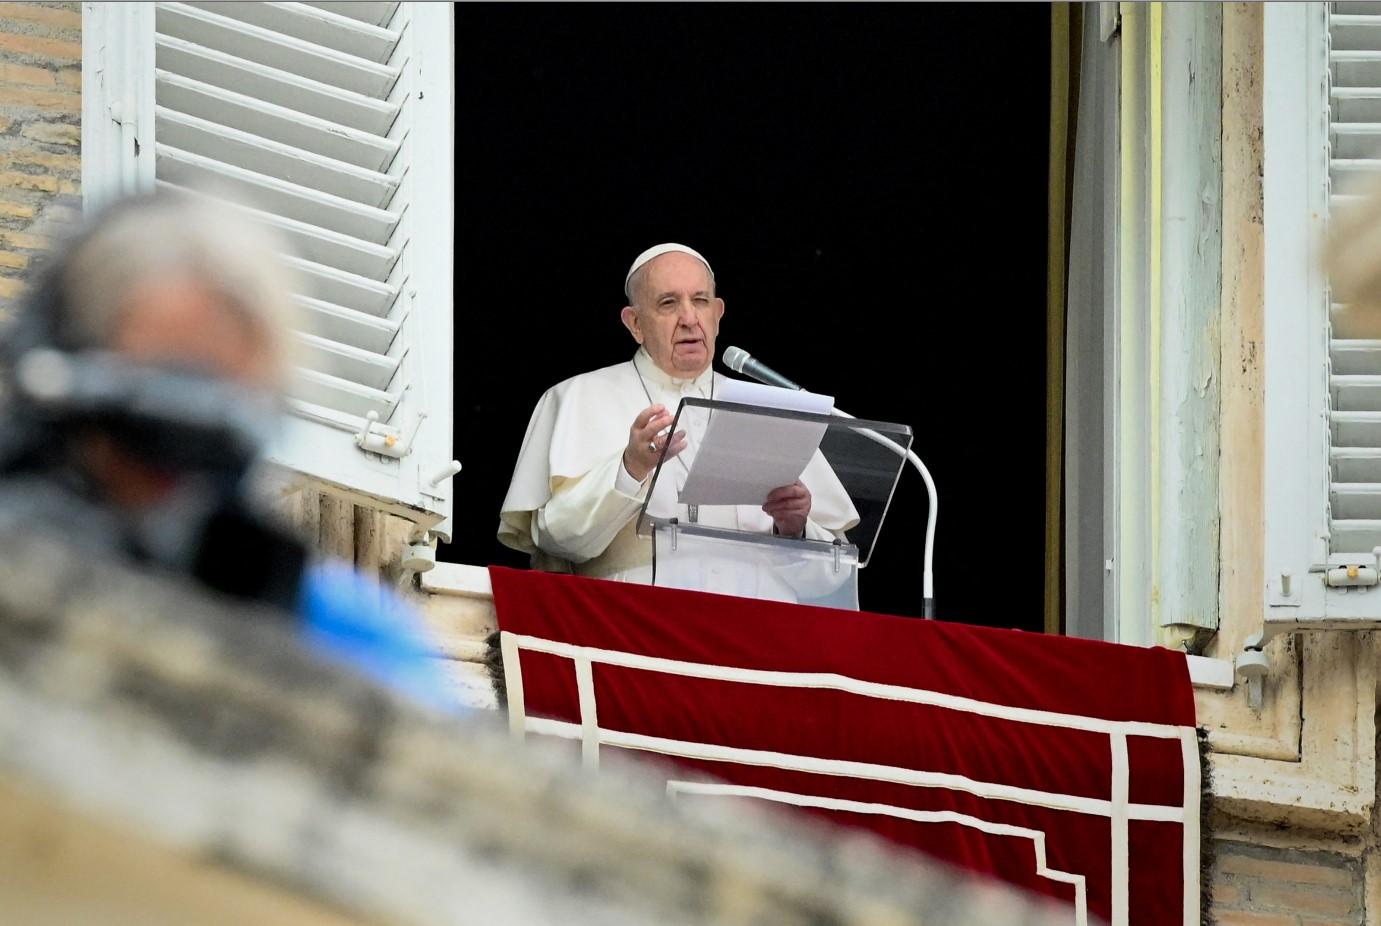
[
  {"xmin": 1327, "ymin": 4, "xmax": 1381, "ymax": 556},
  {"xmin": 83, "ymin": 3, "xmax": 456, "ymax": 533},
  {"xmin": 1263, "ymin": 2, "xmax": 1381, "ymax": 628}
]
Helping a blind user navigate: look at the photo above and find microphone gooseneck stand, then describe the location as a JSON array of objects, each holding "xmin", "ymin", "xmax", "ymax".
[
  {"xmin": 829, "ymin": 407, "xmax": 937, "ymax": 619},
  {"xmin": 722, "ymin": 347, "xmax": 938, "ymax": 619}
]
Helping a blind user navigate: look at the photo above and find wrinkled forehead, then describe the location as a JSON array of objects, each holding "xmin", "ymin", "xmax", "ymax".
[{"xmin": 640, "ymin": 251, "xmax": 715, "ymax": 297}]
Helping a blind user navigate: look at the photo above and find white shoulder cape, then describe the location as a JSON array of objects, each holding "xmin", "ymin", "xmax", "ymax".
[{"xmin": 497, "ymin": 358, "xmax": 859, "ymax": 559}]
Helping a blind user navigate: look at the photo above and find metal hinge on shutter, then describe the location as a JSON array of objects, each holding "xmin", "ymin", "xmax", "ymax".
[
  {"xmin": 356, "ymin": 407, "xmax": 422, "ymax": 457},
  {"xmin": 1318, "ymin": 552, "xmax": 1381, "ymax": 587}
]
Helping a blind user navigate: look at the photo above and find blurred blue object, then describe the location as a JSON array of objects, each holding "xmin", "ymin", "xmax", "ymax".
[{"xmin": 299, "ymin": 561, "xmax": 461, "ymax": 712}]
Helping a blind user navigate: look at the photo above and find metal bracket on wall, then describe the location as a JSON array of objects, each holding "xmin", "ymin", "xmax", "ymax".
[{"xmin": 1235, "ymin": 627, "xmax": 1284, "ymax": 712}]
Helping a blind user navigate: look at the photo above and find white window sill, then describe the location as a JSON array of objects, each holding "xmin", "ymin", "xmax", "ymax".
[
  {"xmin": 1186, "ymin": 654, "xmax": 1234, "ymax": 691},
  {"xmin": 421, "ymin": 562, "xmax": 494, "ymax": 598}
]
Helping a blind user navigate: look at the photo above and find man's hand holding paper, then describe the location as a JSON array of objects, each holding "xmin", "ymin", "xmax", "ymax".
[{"xmin": 764, "ymin": 480, "xmax": 812, "ymax": 537}]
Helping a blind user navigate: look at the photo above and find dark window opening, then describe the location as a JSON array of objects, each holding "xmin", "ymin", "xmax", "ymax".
[{"xmin": 445, "ymin": 3, "xmax": 1051, "ymax": 630}]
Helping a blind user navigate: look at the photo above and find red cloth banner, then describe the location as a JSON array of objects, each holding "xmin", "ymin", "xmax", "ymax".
[{"xmin": 489, "ymin": 566, "xmax": 1199, "ymax": 926}]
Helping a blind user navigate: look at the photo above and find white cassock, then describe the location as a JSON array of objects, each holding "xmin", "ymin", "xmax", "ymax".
[{"xmin": 498, "ymin": 348, "xmax": 861, "ymax": 603}]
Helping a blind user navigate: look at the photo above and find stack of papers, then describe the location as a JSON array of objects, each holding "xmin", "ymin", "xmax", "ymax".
[{"xmin": 678, "ymin": 379, "xmax": 834, "ymax": 506}]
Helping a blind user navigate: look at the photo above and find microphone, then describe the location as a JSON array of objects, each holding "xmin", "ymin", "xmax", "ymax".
[
  {"xmin": 724, "ymin": 346, "xmax": 939, "ymax": 619},
  {"xmin": 721, "ymin": 346, "xmax": 803, "ymax": 391}
]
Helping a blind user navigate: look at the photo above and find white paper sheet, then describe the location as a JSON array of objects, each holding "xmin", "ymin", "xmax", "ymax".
[
  {"xmin": 715, "ymin": 379, "xmax": 835, "ymax": 416},
  {"xmin": 677, "ymin": 381, "xmax": 834, "ymax": 506}
]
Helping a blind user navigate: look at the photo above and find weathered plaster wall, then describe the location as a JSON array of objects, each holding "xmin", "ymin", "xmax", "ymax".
[{"xmin": 0, "ymin": 1, "xmax": 80, "ymax": 313}]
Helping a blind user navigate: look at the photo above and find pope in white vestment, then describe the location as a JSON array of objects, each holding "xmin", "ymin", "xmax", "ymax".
[{"xmin": 497, "ymin": 244, "xmax": 859, "ymax": 603}]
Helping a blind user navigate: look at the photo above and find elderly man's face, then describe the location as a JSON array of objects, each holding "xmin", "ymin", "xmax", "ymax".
[
  {"xmin": 80, "ymin": 275, "xmax": 280, "ymax": 510},
  {"xmin": 620, "ymin": 252, "xmax": 724, "ymax": 377},
  {"xmin": 113, "ymin": 275, "xmax": 279, "ymax": 389}
]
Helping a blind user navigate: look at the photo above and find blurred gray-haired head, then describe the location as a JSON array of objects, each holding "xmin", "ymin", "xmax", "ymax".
[
  {"xmin": 1328, "ymin": 172, "xmax": 1381, "ymax": 339},
  {"xmin": 37, "ymin": 189, "xmax": 299, "ymax": 381}
]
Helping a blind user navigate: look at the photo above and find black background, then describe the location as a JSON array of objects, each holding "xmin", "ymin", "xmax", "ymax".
[{"xmin": 444, "ymin": 3, "xmax": 1051, "ymax": 631}]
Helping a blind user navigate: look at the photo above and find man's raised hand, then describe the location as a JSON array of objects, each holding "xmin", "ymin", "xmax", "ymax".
[{"xmin": 623, "ymin": 404, "xmax": 687, "ymax": 482}]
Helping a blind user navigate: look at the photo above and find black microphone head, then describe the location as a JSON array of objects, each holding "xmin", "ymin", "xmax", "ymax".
[{"xmin": 722, "ymin": 345, "xmax": 750, "ymax": 373}]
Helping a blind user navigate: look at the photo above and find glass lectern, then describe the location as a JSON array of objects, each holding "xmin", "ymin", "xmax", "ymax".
[{"xmin": 635, "ymin": 398, "xmax": 912, "ymax": 610}]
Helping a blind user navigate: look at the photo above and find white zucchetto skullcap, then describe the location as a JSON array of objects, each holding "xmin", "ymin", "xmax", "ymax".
[{"xmin": 624, "ymin": 242, "xmax": 714, "ymax": 300}]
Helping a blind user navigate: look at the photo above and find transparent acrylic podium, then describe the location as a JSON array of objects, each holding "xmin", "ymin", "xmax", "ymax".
[{"xmin": 634, "ymin": 398, "xmax": 912, "ymax": 609}]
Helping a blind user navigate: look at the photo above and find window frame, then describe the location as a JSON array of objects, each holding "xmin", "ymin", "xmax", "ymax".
[
  {"xmin": 1067, "ymin": 3, "xmax": 1225, "ymax": 645},
  {"xmin": 81, "ymin": 2, "xmax": 155, "ymax": 207}
]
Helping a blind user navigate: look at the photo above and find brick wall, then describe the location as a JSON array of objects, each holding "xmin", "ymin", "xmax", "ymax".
[
  {"xmin": 1211, "ymin": 840, "xmax": 1364, "ymax": 926},
  {"xmin": 0, "ymin": 1, "xmax": 79, "ymax": 312}
]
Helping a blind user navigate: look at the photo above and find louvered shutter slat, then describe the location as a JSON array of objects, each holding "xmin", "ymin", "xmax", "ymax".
[
  {"xmin": 303, "ymin": 2, "xmax": 400, "ymax": 28},
  {"xmin": 291, "ymin": 369, "xmax": 398, "ymax": 420},
  {"xmin": 1332, "ymin": 159, "xmax": 1381, "ymax": 188},
  {"xmin": 295, "ymin": 295, "xmax": 399, "ymax": 355},
  {"xmin": 155, "ymin": 107, "xmax": 398, "ymax": 206},
  {"xmin": 281, "ymin": 224, "xmax": 397, "ymax": 280},
  {"xmin": 1331, "ymin": 122, "xmax": 1381, "ymax": 159},
  {"xmin": 209, "ymin": 194, "xmax": 398, "ymax": 279},
  {"xmin": 156, "ymin": 3, "xmax": 400, "ymax": 99},
  {"xmin": 185, "ymin": 2, "xmax": 401, "ymax": 64},
  {"xmin": 1328, "ymin": 339, "xmax": 1381, "ymax": 372},
  {"xmin": 157, "ymin": 180, "xmax": 399, "ymax": 284},
  {"xmin": 284, "ymin": 255, "xmax": 400, "ymax": 317},
  {"xmin": 1330, "ymin": 87, "xmax": 1381, "ymax": 123},
  {"xmin": 1331, "ymin": 410, "xmax": 1381, "ymax": 445},
  {"xmin": 156, "ymin": 36, "xmax": 401, "ymax": 144},
  {"xmin": 1331, "ymin": 14, "xmax": 1381, "ymax": 51},
  {"xmin": 156, "ymin": 144, "xmax": 399, "ymax": 244},
  {"xmin": 1329, "ymin": 520, "xmax": 1381, "ymax": 550},
  {"xmin": 1329, "ymin": 373, "xmax": 1381, "ymax": 410},
  {"xmin": 1332, "ymin": 481, "xmax": 1381, "ymax": 519},
  {"xmin": 294, "ymin": 332, "xmax": 398, "ymax": 390},
  {"xmin": 1331, "ymin": 445, "xmax": 1381, "ymax": 479},
  {"xmin": 1331, "ymin": 52, "xmax": 1381, "ymax": 87}
]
